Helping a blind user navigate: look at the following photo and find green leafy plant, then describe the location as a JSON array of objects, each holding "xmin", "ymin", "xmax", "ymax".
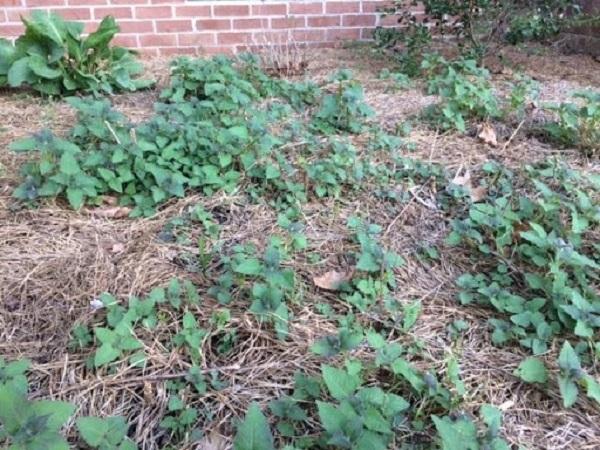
[
  {"xmin": 448, "ymin": 160, "xmax": 600, "ymax": 407},
  {"xmin": 544, "ymin": 91, "xmax": 600, "ymax": 154},
  {"xmin": 422, "ymin": 56, "xmax": 501, "ymax": 132},
  {"xmin": 0, "ymin": 358, "xmax": 30, "ymax": 396},
  {"xmin": 0, "ymin": 12, "xmax": 152, "ymax": 96},
  {"xmin": 0, "ymin": 385, "xmax": 75, "ymax": 450},
  {"xmin": 77, "ymin": 416, "xmax": 137, "ymax": 450},
  {"xmin": 312, "ymin": 70, "xmax": 374, "ymax": 134},
  {"xmin": 233, "ymin": 402, "xmax": 275, "ymax": 450},
  {"xmin": 159, "ymin": 396, "xmax": 200, "ymax": 443}
]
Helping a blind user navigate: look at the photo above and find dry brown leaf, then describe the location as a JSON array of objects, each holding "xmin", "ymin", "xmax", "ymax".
[
  {"xmin": 477, "ymin": 123, "xmax": 498, "ymax": 147},
  {"xmin": 100, "ymin": 195, "xmax": 119, "ymax": 206},
  {"xmin": 111, "ymin": 243, "xmax": 126, "ymax": 254},
  {"xmin": 452, "ymin": 167, "xmax": 486, "ymax": 202},
  {"xmin": 313, "ymin": 270, "xmax": 353, "ymax": 291},
  {"xmin": 87, "ymin": 206, "xmax": 132, "ymax": 219},
  {"xmin": 470, "ymin": 185, "xmax": 487, "ymax": 202},
  {"xmin": 196, "ymin": 431, "xmax": 227, "ymax": 450},
  {"xmin": 451, "ymin": 169, "xmax": 471, "ymax": 187}
]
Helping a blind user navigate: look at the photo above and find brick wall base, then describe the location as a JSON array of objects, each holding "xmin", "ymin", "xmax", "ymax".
[{"xmin": 0, "ymin": 0, "xmax": 410, "ymax": 56}]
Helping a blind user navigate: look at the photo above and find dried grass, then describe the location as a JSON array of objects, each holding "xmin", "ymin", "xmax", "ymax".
[{"xmin": 1, "ymin": 47, "xmax": 599, "ymax": 450}]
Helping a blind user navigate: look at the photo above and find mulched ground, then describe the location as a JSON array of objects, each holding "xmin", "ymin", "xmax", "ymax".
[{"xmin": 0, "ymin": 43, "xmax": 599, "ymax": 450}]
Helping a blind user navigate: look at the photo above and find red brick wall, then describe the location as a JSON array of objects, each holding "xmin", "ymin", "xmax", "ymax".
[{"xmin": 0, "ymin": 0, "xmax": 413, "ymax": 55}]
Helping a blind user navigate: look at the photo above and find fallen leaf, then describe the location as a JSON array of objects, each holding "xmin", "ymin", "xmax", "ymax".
[
  {"xmin": 111, "ymin": 243, "xmax": 126, "ymax": 253},
  {"xmin": 87, "ymin": 206, "xmax": 131, "ymax": 219},
  {"xmin": 197, "ymin": 431, "xmax": 227, "ymax": 450},
  {"xmin": 451, "ymin": 168, "xmax": 471, "ymax": 187},
  {"xmin": 452, "ymin": 167, "xmax": 486, "ymax": 202},
  {"xmin": 477, "ymin": 123, "xmax": 498, "ymax": 147},
  {"xmin": 313, "ymin": 270, "xmax": 353, "ymax": 291},
  {"xmin": 470, "ymin": 185, "xmax": 487, "ymax": 202}
]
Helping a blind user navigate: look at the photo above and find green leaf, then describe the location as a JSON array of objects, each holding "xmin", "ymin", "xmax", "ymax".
[
  {"xmin": 66, "ymin": 187, "xmax": 85, "ymax": 209},
  {"xmin": 233, "ymin": 402, "xmax": 275, "ymax": 450},
  {"xmin": 84, "ymin": 15, "xmax": 119, "ymax": 50},
  {"xmin": 94, "ymin": 343, "xmax": 121, "ymax": 367},
  {"xmin": 433, "ymin": 415, "xmax": 479, "ymax": 450},
  {"xmin": 77, "ymin": 416, "xmax": 109, "ymax": 446},
  {"xmin": 514, "ymin": 357, "xmax": 548, "ymax": 384},
  {"xmin": 321, "ymin": 365, "xmax": 360, "ymax": 400},
  {"xmin": 234, "ymin": 258, "xmax": 263, "ymax": 276},
  {"xmin": 558, "ymin": 375, "xmax": 579, "ymax": 408},
  {"xmin": 402, "ymin": 300, "xmax": 421, "ymax": 331},
  {"xmin": 59, "ymin": 151, "xmax": 80, "ymax": 176},
  {"xmin": 8, "ymin": 57, "xmax": 34, "ymax": 87},
  {"xmin": 28, "ymin": 54, "xmax": 62, "ymax": 79},
  {"xmin": 31, "ymin": 399, "xmax": 75, "ymax": 431},
  {"xmin": 584, "ymin": 376, "xmax": 600, "ymax": 405}
]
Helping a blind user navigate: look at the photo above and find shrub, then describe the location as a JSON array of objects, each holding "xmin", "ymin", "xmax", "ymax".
[{"xmin": 0, "ymin": 12, "xmax": 152, "ymax": 96}]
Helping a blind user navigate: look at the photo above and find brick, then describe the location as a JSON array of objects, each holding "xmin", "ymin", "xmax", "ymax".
[
  {"xmin": 94, "ymin": 6, "xmax": 132, "ymax": 19},
  {"xmin": 308, "ymin": 15, "xmax": 340, "ymax": 27},
  {"xmin": 159, "ymin": 47, "xmax": 196, "ymax": 56},
  {"xmin": 362, "ymin": 1, "xmax": 395, "ymax": 13},
  {"xmin": 326, "ymin": 27, "xmax": 361, "ymax": 40},
  {"xmin": 378, "ymin": 14, "xmax": 402, "ymax": 26},
  {"xmin": 292, "ymin": 28, "xmax": 325, "ymax": 41},
  {"xmin": 0, "ymin": 10, "xmax": 6, "ymax": 21},
  {"xmin": 112, "ymin": 34, "xmax": 138, "ymax": 47},
  {"xmin": 26, "ymin": 0, "xmax": 63, "ymax": 6},
  {"xmin": 213, "ymin": 4, "xmax": 249, "ymax": 17},
  {"xmin": 202, "ymin": 46, "xmax": 232, "ymax": 55},
  {"xmin": 151, "ymin": 0, "xmax": 183, "ymax": 3},
  {"xmin": 178, "ymin": 32, "xmax": 216, "ymax": 46},
  {"xmin": 0, "ymin": 0, "xmax": 23, "ymax": 6},
  {"xmin": 117, "ymin": 20, "xmax": 153, "ymax": 33},
  {"xmin": 196, "ymin": 19, "xmax": 230, "ymax": 31},
  {"xmin": 139, "ymin": 33, "xmax": 176, "ymax": 46},
  {"xmin": 233, "ymin": 18, "xmax": 268, "ymax": 30},
  {"xmin": 342, "ymin": 14, "xmax": 376, "ymax": 26},
  {"xmin": 251, "ymin": 3, "xmax": 287, "ymax": 15},
  {"xmin": 69, "ymin": 0, "xmax": 107, "ymax": 5},
  {"xmin": 50, "ymin": 8, "xmax": 91, "ymax": 20},
  {"xmin": 6, "ymin": 8, "xmax": 29, "ymax": 21},
  {"xmin": 137, "ymin": 47, "xmax": 159, "ymax": 56},
  {"xmin": 174, "ymin": 5, "xmax": 210, "ymax": 17},
  {"xmin": 0, "ymin": 23, "xmax": 24, "ymax": 35},
  {"xmin": 111, "ymin": 0, "xmax": 147, "ymax": 4},
  {"xmin": 361, "ymin": 27, "xmax": 376, "ymax": 40},
  {"xmin": 271, "ymin": 17, "xmax": 305, "ymax": 29},
  {"xmin": 325, "ymin": 1, "xmax": 360, "ymax": 14},
  {"xmin": 252, "ymin": 30, "xmax": 289, "ymax": 43},
  {"xmin": 290, "ymin": 2, "xmax": 323, "ymax": 14},
  {"xmin": 217, "ymin": 31, "xmax": 252, "ymax": 45},
  {"xmin": 135, "ymin": 5, "xmax": 171, "ymax": 19},
  {"xmin": 83, "ymin": 21, "xmax": 100, "ymax": 32},
  {"xmin": 156, "ymin": 19, "xmax": 192, "ymax": 32}
]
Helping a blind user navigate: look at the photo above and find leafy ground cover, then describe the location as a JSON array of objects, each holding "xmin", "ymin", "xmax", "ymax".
[{"xmin": 0, "ymin": 43, "xmax": 599, "ymax": 450}]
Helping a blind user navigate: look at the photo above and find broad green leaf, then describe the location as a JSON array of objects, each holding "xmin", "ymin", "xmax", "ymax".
[
  {"xmin": 321, "ymin": 365, "xmax": 360, "ymax": 400},
  {"xmin": 558, "ymin": 375, "xmax": 579, "ymax": 408},
  {"xmin": 233, "ymin": 402, "xmax": 275, "ymax": 450},
  {"xmin": 8, "ymin": 57, "xmax": 33, "ymax": 87},
  {"xmin": 77, "ymin": 416, "xmax": 109, "ymax": 446},
  {"xmin": 31, "ymin": 400, "xmax": 75, "ymax": 431},
  {"xmin": 432, "ymin": 415, "xmax": 479, "ymax": 450},
  {"xmin": 514, "ymin": 357, "xmax": 548, "ymax": 384},
  {"xmin": 84, "ymin": 15, "xmax": 119, "ymax": 50},
  {"xmin": 94, "ymin": 343, "xmax": 121, "ymax": 367},
  {"xmin": 234, "ymin": 259, "xmax": 263, "ymax": 276}
]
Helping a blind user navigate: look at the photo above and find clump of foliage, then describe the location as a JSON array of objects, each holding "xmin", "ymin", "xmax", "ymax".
[
  {"xmin": 312, "ymin": 69, "xmax": 374, "ymax": 134},
  {"xmin": 543, "ymin": 91, "xmax": 600, "ymax": 154},
  {"xmin": 0, "ymin": 12, "xmax": 152, "ymax": 96},
  {"xmin": 376, "ymin": 0, "xmax": 596, "ymax": 61},
  {"xmin": 374, "ymin": 22, "xmax": 432, "ymax": 77},
  {"xmin": 422, "ymin": 56, "xmax": 501, "ymax": 132},
  {"xmin": 11, "ymin": 55, "xmax": 397, "ymax": 217},
  {"xmin": 506, "ymin": 1, "xmax": 599, "ymax": 45},
  {"xmin": 447, "ymin": 160, "xmax": 600, "ymax": 407}
]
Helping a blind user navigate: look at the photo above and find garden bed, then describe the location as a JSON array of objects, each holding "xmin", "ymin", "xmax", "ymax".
[{"xmin": 1, "ymin": 44, "xmax": 599, "ymax": 450}]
